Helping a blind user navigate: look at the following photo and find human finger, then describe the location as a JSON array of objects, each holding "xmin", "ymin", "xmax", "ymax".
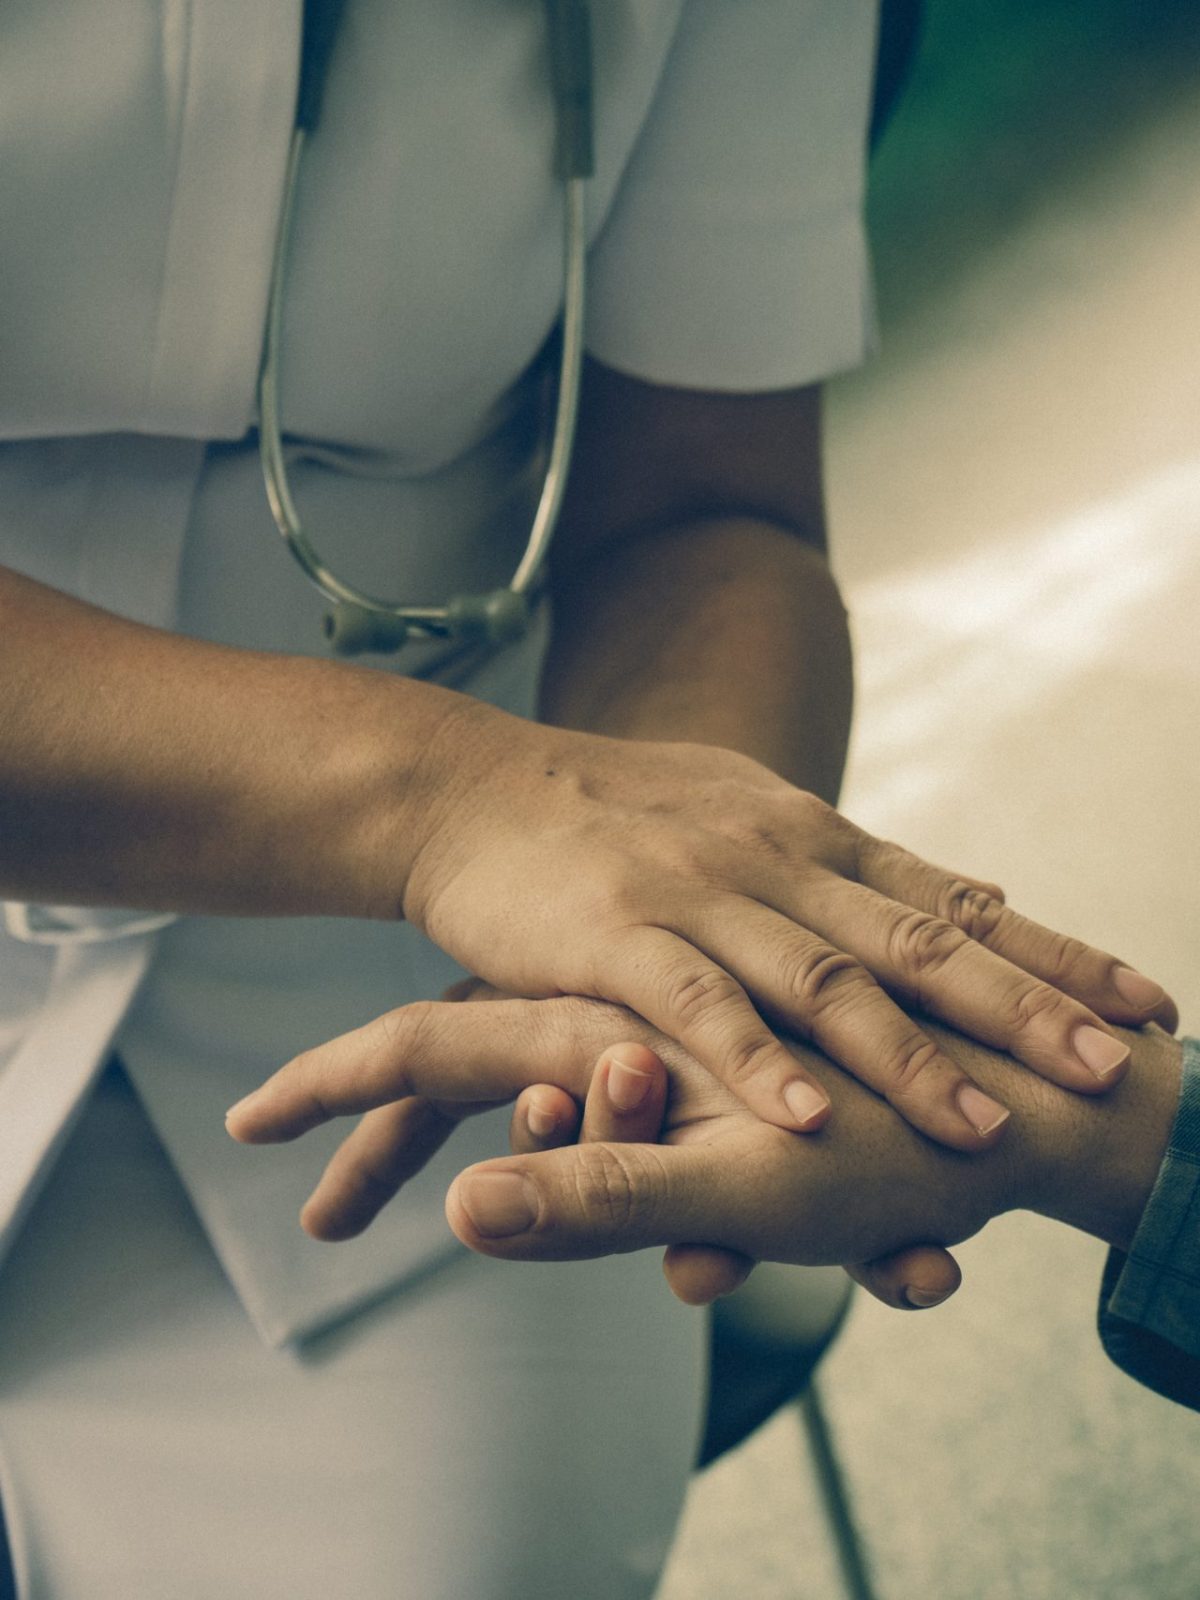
[
  {"xmin": 509, "ymin": 1039, "xmax": 672, "ymax": 1156},
  {"xmin": 591, "ymin": 928, "xmax": 832, "ymax": 1134},
  {"xmin": 302, "ymin": 1042, "xmax": 644, "ymax": 1242},
  {"xmin": 845, "ymin": 1246, "xmax": 962, "ymax": 1311},
  {"xmin": 952, "ymin": 871, "xmax": 1006, "ymax": 903},
  {"xmin": 855, "ymin": 835, "xmax": 1178, "ymax": 1031},
  {"xmin": 225, "ymin": 997, "xmax": 607, "ymax": 1143},
  {"xmin": 445, "ymin": 1136, "xmax": 772, "ymax": 1263},
  {"xmin": 801, "ymin": 872, "xmax": 1137, "ymax": 1094},
  {"xmin": 578, "ymin": 1041, "xmax": 670, "ymax": 1144},
  {"xmin": 301, "ymin": 1098, "xmax": 458, "ymax": 1241},
  {"xmin": 572, "ymin": 1045, "xmax": 748, "ymax": 1302},
  {"xmin": 662, "ymin": 1244, "xmax": 756, "ymax": 1305},
  {"xmin": 683, "ymin": 896, "xmax": 1012, "ymax": 1150},
  {"xmin": 509, "ymin": 1085, "xmax": 581, "ymax": 1155}
]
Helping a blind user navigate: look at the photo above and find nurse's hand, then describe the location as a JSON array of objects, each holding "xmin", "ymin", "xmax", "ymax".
[{"xmin": 404, "ymin": 710, "xmax": 1175, "ymax": 1148}]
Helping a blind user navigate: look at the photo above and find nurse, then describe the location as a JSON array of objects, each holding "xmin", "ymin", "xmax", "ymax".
[{"xmin": 0, "ymin": 3, "xmax": 1174, "ymax": 1596}]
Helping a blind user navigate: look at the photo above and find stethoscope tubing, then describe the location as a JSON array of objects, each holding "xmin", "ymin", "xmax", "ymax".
[{"xmin": 256, "ymin": 1, "xmax": 593, "ymax": 660}]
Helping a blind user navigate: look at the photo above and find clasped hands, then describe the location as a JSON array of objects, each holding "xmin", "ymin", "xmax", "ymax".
[{"xmin": 227, "ymin": 733, "xmax": 1179, "ymax": 1309}]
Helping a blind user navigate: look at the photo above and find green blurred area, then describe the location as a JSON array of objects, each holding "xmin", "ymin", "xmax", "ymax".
[{"xmin": 869, "ymin": 0, "xmax": 1200, "ymax": 328}]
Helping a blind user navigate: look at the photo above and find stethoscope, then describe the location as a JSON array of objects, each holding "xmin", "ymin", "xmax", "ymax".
[{"xmin": 257, "ymin": 0, "xmax": 595, "ymax": 663}]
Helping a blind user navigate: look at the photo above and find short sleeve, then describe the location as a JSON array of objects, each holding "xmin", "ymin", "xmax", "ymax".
[{"xmin": 584, "ymin": 0, "xmax": 878, "ymax": 393}]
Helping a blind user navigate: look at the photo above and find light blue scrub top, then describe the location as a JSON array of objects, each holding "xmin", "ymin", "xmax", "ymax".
[{"xmin": 0, "ymin": 0, "xmax": 878, "ymax": 1345}]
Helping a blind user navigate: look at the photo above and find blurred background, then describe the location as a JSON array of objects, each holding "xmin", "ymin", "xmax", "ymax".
[{"xmin": 660, "ymin": 1, "xmax": 1200, "ymax": 1595}]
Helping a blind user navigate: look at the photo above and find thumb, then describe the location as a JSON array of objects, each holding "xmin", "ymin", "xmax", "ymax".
[{"xmin": 445, "ymin": 1140, "xmax": 727, "ymax": 1261}]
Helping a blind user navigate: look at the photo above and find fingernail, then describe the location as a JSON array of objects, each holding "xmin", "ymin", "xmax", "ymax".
[
  {"xmin": 1113, "ymin": 966, "xmax": 1166, "ymax": 1010},
  {"xmin": 957, "ymin": 1083, "xmax": 1010, "ymax": 1137},
  {"xmin": 1073, "ymin": 1024, "xmax": 1130, "ymax": 1081},
  {"xmin": 905, "ymin": 1285, "xmax": 952, "ymax": 1309},
  {"xmin": 456, "ymin": 1173, "xmax": 539, "ymax": 1239},
  {"xmin": 784, "ymin": 1080, "xmax": 831, "ymax": 1129},
  {"xmin": 607, "ymin": 1059, "xmax": 653, "ymax": 1113},
  {"xmin": 526, "ymin": 1098, "xmax": 559, "ymax": 1140},
  {"xmin": 224, "ymin": 1096, "xmax": 251, "ymax": 1123}
]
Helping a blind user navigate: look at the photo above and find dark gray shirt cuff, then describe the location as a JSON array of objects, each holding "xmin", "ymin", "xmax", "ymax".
[{"xmin": 1099, "ymin": 1036, "xmax": 1200, "ymax": 1408}]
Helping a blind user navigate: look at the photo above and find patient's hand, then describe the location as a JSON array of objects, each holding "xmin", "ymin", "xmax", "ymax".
[{"xmin": 227, "ymin": 984, "xmax": 1182, "ymax": 1304}]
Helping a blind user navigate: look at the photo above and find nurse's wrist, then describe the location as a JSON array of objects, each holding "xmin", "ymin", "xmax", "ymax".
[
  {"xmin": 369, "ymin": 682, "xmax": 533, "ymax": 925},
  {"xmin": 339, "ymin": 675, "xmax": 499, "ymax": 928}
]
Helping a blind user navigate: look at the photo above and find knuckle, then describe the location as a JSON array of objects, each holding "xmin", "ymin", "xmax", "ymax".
[
  {"xmin": 790, "ymin": 788, "xmax": 835, "ymax": 828},
  {"xmin": 785, "ymin": 944, "xmax": 866, "ymax": 1015},
  {"xmin": 883, "ymin": 1035, "xmax": 947, "ymax": 1098},
  {"xmin": 365, "ymin": 1001, "xmax": 440, "ymax": 1097},
  {"xmin": 713, "ymin": 810, "xmax": 789, "ymax": 863},
  {"xmin": 375, "ymin": 1001, "xmax": 435, "ymax": 1060},
  {"xmin": 935, "ymin": 881, "xmax": 1006, "ymax": 943},
  {"xmin": 662, "ymin": 963, "xmax": 744, "ymax": 1030},
  {"xmin": 572, "ymin": 1144, "xmax": 659, "ymax": 1231},
  {"xmin": 1028, "ymin": 928, "xmax": 1095, "ymax": 989},
  {"xmin": 602, "ymin": 878, "xmax": 650, "ymax": 928},
  {"xmin": 794, "ymin": 792, "xmax": 860, "ymax": 865},
  {"xmin": 288, "ymin": 1051, "xmax": 336, "ymax": 1125},
  {"xmin": 572, "ymin": 857, "xmax": 645, "ymax": 930},
  {"xmin": 653, "ymin": 832, "xmax": 723, "ymax": 889},
  {"xmin": 886, "ymin": 911, "xmax": 968, "ymax": 981},
  {"xmin": 1007, "ymin": 978, "xmax": 1075, "ymax": 1036},
  {"xmin": 723, "ymin": 1030, "xmax": 786, "ymax": 1087},
  {"xmin": 851, "ymin": 827, "xmax": 902, "ymax": 880}
]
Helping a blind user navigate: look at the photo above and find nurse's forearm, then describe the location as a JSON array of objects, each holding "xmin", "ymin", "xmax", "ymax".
[
  {"xmin": 0, "ymin": 565, "xmax": 469, "ymax": 919},
  {"xmin": 539, "ymin": 517, "xmax": 853, "ymax": 802}
]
